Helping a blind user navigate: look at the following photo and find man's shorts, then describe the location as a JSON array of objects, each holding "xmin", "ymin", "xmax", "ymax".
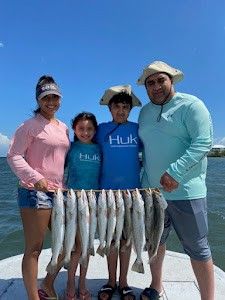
[
  {"xmin": 160, "ymin": 198, "xmax": 211, "ymax": 261},
  {"xmin": 17, "ymin": 187, "xmax": 54, "ymax": 209}
]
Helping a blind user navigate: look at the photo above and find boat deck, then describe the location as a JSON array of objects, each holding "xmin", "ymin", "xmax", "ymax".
[{"xmin": 0, "ymin": 245, "xmax": 224, "ymax": 300}]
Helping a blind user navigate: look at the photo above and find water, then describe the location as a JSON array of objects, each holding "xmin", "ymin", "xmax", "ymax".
[{"xmin": 0, "ymin": 157, "xmax": 225, "ymax": 270}]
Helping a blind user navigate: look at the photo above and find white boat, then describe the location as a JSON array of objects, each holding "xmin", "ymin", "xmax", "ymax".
[{"xmin": 0, "ymin": 242, "xmax": 224, "ymax": 300}]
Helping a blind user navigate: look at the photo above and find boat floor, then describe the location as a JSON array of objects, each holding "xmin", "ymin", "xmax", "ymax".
[{"xmin": 0, "ymin": 244, "xmax": 224, "ymax": 300}]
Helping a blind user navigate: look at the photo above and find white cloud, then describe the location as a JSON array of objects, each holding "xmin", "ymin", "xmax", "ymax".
[
  {"xmin": 0, "ymin": 42, "xmax": 4, "ymax": 48},
  {"xmin": 214, "ymin": 137, "xmax": 225, "ymax": 146},
  {"xmin": 0, "ymin": 133, "xmax": 11, "ymax": 157}
]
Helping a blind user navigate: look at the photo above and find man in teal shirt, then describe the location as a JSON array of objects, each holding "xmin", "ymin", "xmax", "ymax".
[{"xmin": 137, "ymin": 61, "xmax": 214, "ymax": 300}]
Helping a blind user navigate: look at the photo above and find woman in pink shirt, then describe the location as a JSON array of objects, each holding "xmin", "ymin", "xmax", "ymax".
[{"xmin": 7, "ymin": 75, "xmax": 70, "ymax": 300}]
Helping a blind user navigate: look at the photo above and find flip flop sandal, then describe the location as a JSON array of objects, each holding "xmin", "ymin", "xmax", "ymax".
[
  {"xmin": 140, "ymin": 287, "xmax": 162, "ymax": 300},
  {"xmin": 118, "ymin": 286, "xmax": 136, "ymax": 300},
  {"xmin": 38, "ymin": 288, "xmax": 58, "ymax": 300},
  {"xmin": 98, "ymin": 284, "xmax": 117, "ymax": 300}
]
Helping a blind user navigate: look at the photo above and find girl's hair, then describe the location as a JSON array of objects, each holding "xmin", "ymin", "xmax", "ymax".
[
  {"xmin": 33, "ymin": 75, "xmax": 56, "ymax": 115},
  {"xmin": 108, "ymin": 92, "xmax": 133, "ymax": 109},
  {"xmin": 71, "ymin": 112, "xmax": 98, "ymax": 142}
]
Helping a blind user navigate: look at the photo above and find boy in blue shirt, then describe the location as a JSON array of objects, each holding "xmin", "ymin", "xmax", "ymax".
[{"xmin": 97, "ymin": 85, "xmax": 142, "ymax": 300}]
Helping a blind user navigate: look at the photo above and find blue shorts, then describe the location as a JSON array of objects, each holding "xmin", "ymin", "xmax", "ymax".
[
  {"xmin": 160, "ymin": 198, "xmax": 211, "ymax": 261},
  {"xmin": 17, "ymin": 187, "xmax": 54, "ymax": 209}
]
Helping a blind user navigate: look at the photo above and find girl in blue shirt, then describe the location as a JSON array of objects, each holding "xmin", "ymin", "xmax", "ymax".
[{"xmin": 65, "ymin": 112, "xmax": 101, "ymax": 300}]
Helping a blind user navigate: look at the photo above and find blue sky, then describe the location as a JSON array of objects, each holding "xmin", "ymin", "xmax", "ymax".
[{"xmin": 1, "ymin": 0, "xmax": 225, "ymax": 156}]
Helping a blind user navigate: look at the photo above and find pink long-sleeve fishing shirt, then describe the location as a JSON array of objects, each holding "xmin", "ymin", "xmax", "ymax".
[{"xmin": 7, "ymin": 114, "xmax": 70, "ymax": 189}]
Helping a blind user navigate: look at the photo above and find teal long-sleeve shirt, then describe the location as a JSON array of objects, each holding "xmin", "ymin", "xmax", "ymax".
[{"xmin": 138, "ymin": 92, "xmax": 213, "ymax": 200}]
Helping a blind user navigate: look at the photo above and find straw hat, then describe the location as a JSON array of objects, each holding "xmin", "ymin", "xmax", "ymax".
[
  {"xmin": 137, "ymin": 61, "xmax": 184, "ymax": 85},
  {"xmin": 100, "ymin": 84, "xmax": 142, "ymax": 107}
]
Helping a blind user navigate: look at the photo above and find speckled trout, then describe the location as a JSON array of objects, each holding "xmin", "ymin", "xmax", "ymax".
[
  {"xmin": 96, "ymin": 189, "xmax": 107, "ymax": 257},
  {"xmin": 104, "ymin": 189, "xmax": 117, "ymax": 256},
  {"xmin": 78, "ymin": 189, "xmax": 90, "ymax": 266},
  {"xmin": 121, "ymin": 189, "xmax": 133, "ymax": 251},
  {"xmin": 114, "ymin": 189, "xmax": 125, "ymax": 249},
  {"xmin": 87, "ymin": 190, "xmax": 97, "ymax": 256},
  {"xmin": 148, "ymin": 190, "xmax": 167, "ymax": 262},
  {"xmin": 63, "ymin": 189, "xmax": 77, "ymax": 268},
  {"xmin": 131, "ymin": 188, "xmax": 145, "ymax": 274},
  {"xmin": 142, "ymin": 189, "xmax": 154, "ymax": 252},
  {"xmin": 46, "ymin": 189, "xmax": 65, "ymax": 274}
]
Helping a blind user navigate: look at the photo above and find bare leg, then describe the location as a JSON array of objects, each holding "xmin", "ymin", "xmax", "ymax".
[
  {"xmin": 20, "ymin": 208, "xmax": 51, "ymax": 300},
  {"xmin": 98, "ymin": 243, "xmax": 118, "ymax": 300},
  {"xmin": 191, "ymin": 258, "xmax": 215, "ymax": 300},
  {"xmin": 41, "ymin": 253, "xmax": 64, "ymax": 297},
  {"xmin": 149, "ymin": 244, "xmax": 166, "ymax": 293},
  {"xmin": 66, "ymin": 233, "xmax": 82, "ymax": 298},
  {"xmin": 119, "ymin": 240, "xmax": 131, "ymax": 288},
  {"xmin": 79, "ymin": 256, "xmax": 91, "ymax": 300},
  {"xmin": 107, "ymin": 243, "xmax": 118, "ymax": 287}
]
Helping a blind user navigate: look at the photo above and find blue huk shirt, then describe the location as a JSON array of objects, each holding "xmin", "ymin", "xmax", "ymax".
[
  {"xmin": 96, "ymin": 121, "xmax": 141, "ymax": 189},
  {"xmin": 66, "ymin": 141, "xmax": 101, "ymax": 190}
]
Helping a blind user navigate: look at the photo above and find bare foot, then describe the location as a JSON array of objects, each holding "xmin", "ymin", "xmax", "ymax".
[
  {"xmin": 79, "ymin": 289, "xmax": 91, "ymax": 300},
  {"xmin": 40, "ymin": 283, "xmax": 57, "ymax": 298}
]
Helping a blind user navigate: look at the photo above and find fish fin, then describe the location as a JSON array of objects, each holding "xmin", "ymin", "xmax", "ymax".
[
  {"xmin": 96, "ymin": 245, "xmax": 105, "ymax": 257},
  {"xmin": 148, "ymin": 253, "xmax": 157, "ymax": 264},
  {"xmin": 144, "ymin": 240, "xmax": 151, "ymax": 251},
  {"xmin": 103, "ymin": 246, "xmax": 110, "ymax": 256},
  {"xmin": 113, "ymin": 241, "xmax": 120, "ymax": 250},
  {"xmin": 79, "ymin": 256, "xmax": 88, "ymax": 267},
  {"xmin": 63, "ymin": 260, "xmax": 70, "ymax": 269},
  {"xmin": 131, "ymin": 259, "xmax": 144, "ymax": 274},
  {"xmin": 88, "ymin": 247, "xmax": 95, "ymax": 256}
]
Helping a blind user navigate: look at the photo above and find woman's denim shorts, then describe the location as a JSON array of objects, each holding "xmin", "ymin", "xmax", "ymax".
[{"xmin": 17, "ymin": 187, "xmax": 55, "ymax": 209}]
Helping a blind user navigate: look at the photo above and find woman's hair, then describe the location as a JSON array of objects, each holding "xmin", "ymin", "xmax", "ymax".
[
  {"xmin": 71, "ymin": 112, "xmax": 98, "ymax": 142},
  {"xmin": 108, "ymin": 92, "xmax": 133, "ymax": 109},
  {"xmin": 33, "ymin": 75, "xmax": 56, "ymax": 115}
]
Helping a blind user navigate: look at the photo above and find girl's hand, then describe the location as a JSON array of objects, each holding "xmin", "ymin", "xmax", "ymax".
[{"xmin": 34, "ymin": 178, "xmax": 49, "ymax": 192}]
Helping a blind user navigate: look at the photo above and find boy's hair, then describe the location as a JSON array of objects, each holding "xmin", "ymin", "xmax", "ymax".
[{"xmin": 108, "ymin": 92, "xmax": 133, "ymax": 109}]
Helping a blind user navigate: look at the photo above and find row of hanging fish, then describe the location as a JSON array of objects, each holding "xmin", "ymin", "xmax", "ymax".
[{"xmin": 46, "ymin": 188, "xmax": 168, "ymax": 275}]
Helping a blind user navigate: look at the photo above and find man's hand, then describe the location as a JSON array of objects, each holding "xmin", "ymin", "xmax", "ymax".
[
  {"xmin": 34, "ymin": 178, "xmax": 49, "ymax": 192},
  {"xmin": 160, "ymin": 172, "xmax": 179, "ymax": 192}
]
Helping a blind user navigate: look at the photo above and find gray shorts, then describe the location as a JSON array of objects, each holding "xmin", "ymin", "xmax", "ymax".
[{"xmin": 160, "ymin": 198, "xmax": 211, "ymax": 261}]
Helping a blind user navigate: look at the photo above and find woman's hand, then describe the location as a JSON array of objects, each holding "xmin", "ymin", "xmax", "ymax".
[
  {"xmin": 160, "ymin": 172, "xmax": 179, "ymax": 192},
  {"xmin": 34, "ymin": 178, "xmax": 49, "ymax": 192}
]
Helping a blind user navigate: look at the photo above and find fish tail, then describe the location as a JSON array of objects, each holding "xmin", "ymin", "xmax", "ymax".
[
  {"xmin": 113, "ymin": 240, "xmax": 120, "ymax": 250},
  {"xmin": 62, "ymin": 256, "xmax": 70, "ymax": 269},
  {"xmin": 46, "ymin": 262, "xmax": 57, "ymax": 275},
  {"xmin": 131, "ymin": 259, "xmax": 144, "ymax": 274},
  {"xmin": 88, "ymin": 247, "xmax": 95, "ymax": 256},
  {"xmin": 79, "ymin": 256, "xmax": 88, "ymax": 267},
  {"xmin": 103, "ymin": 245, "xmax": 110, "ymax": 256},
  {"xmin": 148, "ymin": 251, "xmax": 157, "ymax": 264},
  {"xmin": 96, "ymin": 245, "xmax": 105, "ymax": 257},
  {"xmin": 63, "ymin": 260, "xmax": 70, "ymax": 269}
]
